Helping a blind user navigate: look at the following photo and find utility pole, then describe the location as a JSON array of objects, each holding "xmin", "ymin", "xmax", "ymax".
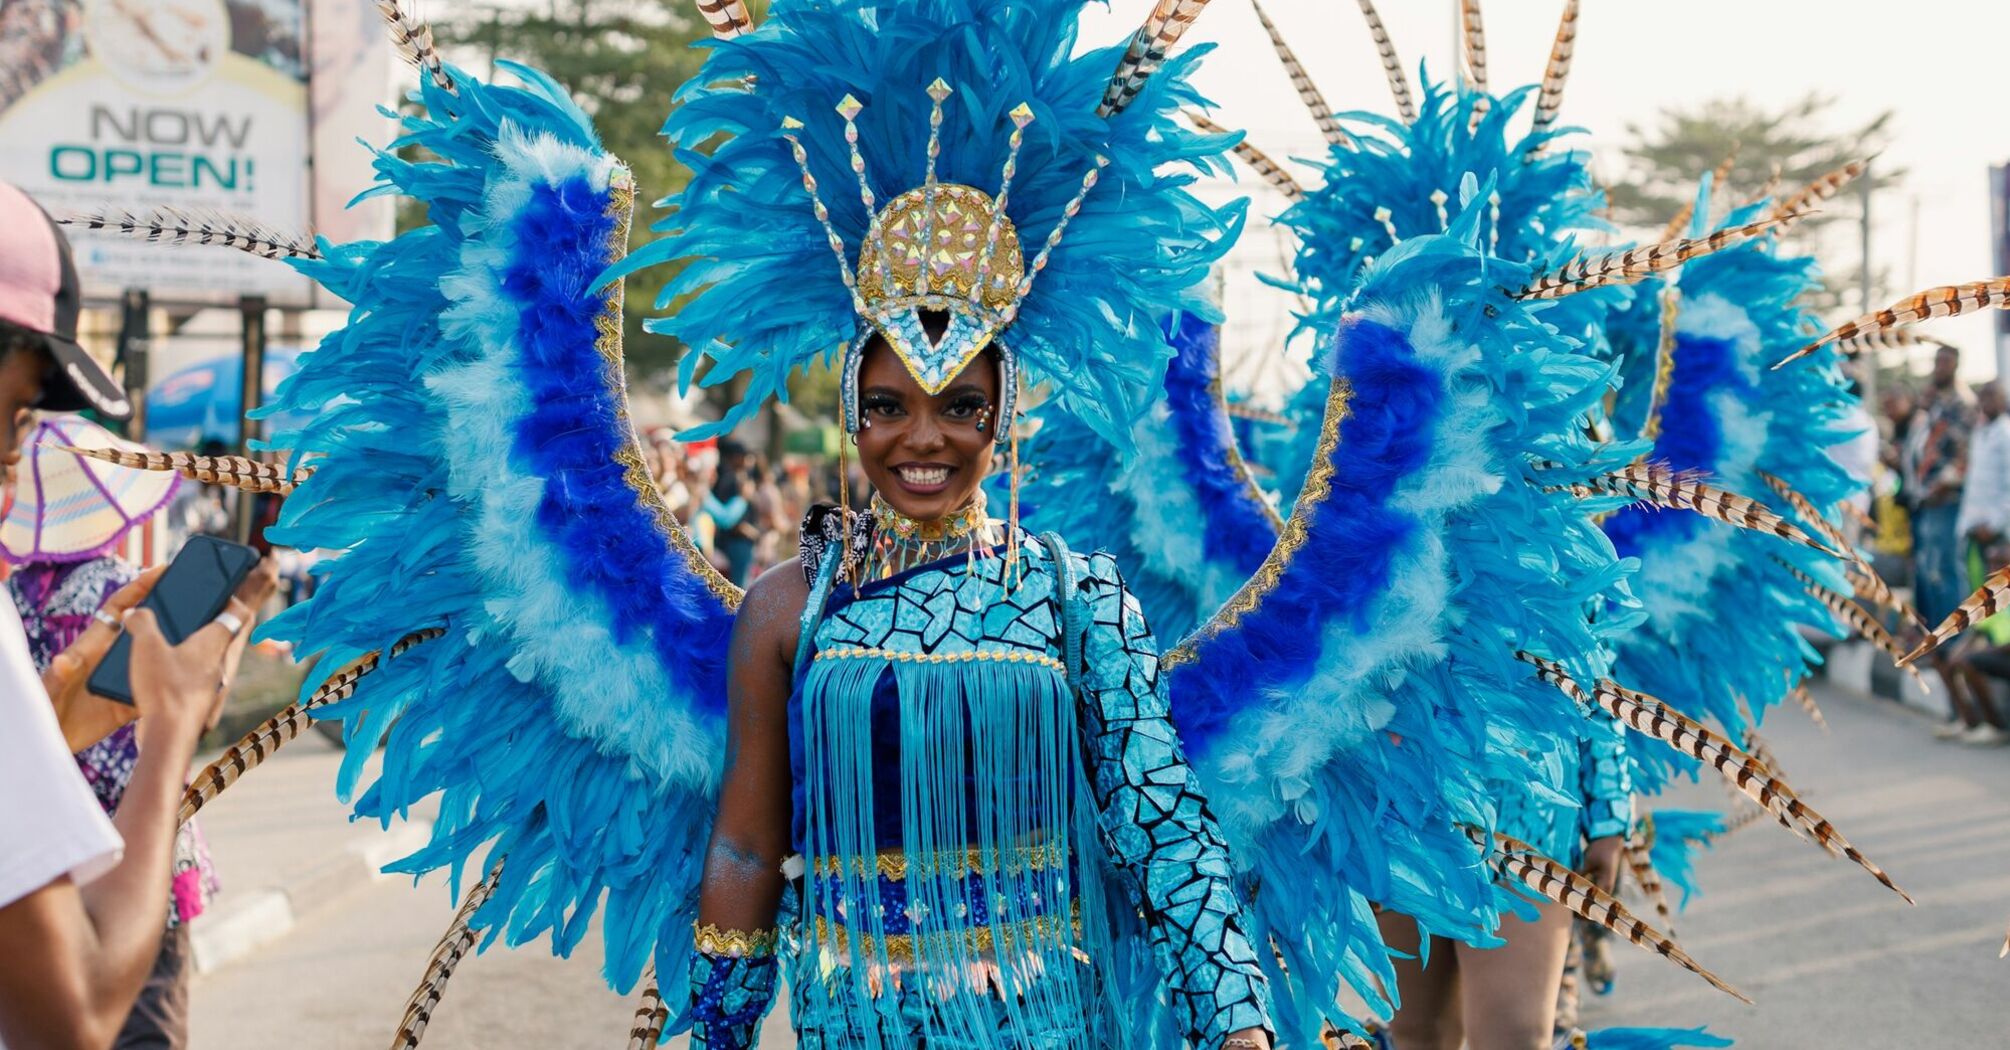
[{"xmin": 234, "ymin": 295, "xmax": 268, "ymax": 545}]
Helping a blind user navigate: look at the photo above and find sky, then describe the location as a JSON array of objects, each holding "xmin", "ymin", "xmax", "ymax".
[{"xmin": 1074, "ymin": 0, "xmax": 2010, "ymax": 397}]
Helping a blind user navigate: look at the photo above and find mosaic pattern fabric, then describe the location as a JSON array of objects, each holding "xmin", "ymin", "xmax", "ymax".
[
  {"xmin": 755, "ymin": 529, "xmax": 1272, "ymax": 1048},
  {"xmin": 689, "ymin": 949, "xmax": 780, "ymax": 1048}
]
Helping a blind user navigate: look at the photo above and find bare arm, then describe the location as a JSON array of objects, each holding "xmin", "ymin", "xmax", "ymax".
[
  {"xmin": 696, "ymin": 558, "xmax": 804, "ymax": 938},
  {"xmin": 0, "ymin": 563, "xmax": 273, "ymax": 1050}
]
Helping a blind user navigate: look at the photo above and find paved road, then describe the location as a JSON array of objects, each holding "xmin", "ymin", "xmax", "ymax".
[
  {"xmin": 190, "ymin": 680, "xmax": 2008, "ymax": 1047},
  {"xmin": 1577, "ymin": 679, "xmax": 2010, "ymax": 1046}
]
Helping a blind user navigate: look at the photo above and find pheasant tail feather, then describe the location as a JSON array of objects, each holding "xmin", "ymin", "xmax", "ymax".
[
  {"xmin": 1517, "ymin": 652, "xmax": 1912, "ymax": 903},
  {"xmin": 691, "ymin": 0, "xmax": 754, "ymax": 38},
  {"xmin": 1776, "ymin": 277, "xmax": 2010, "ymax": 369},
  {"xmin": 1250, "ymin": 0, "xmax": 1348, "ymax": 146},
  {"xmin": 374, "ymin": 0, "xmax": 455, "ymax": 94},
  {"xmin": 1560, "ymin": 463, "xmax": 1844, "ymax": 559},
  {"xmin": 1186, "ymin": 112, "xmax": 1303, "ymax": 200},
  {"xmin": 1519, "ymin": 216, "xmax": 1785, "ymax": 300},
  {"xmin": 1353, "ymin": 0, "xmax": 1416, "ymax": 122},
  {"xmin": 1099, "ymin": 0, "xmax": 1213, "ymax": 117},
  {"xmin": 1623, "ymin": 836, "xmax": 1677, "ymax": 936},
  {"xmin": 58, "ymin": 207, "xmax": 320, "ymax": 262},
  {"xmin": 178, "ymin": 629, "xmax": 442, "ymax": 825},
  {"xmin": 390, "ymin": 859, "xmax": 505, "ymax": 1050},
  {"xmin": 1530, "ymin": 0, "xmax": 1580, "ymax": 132},
  {"xmin": 1902, "ymin": 564, "xmax": 2010, "ymax": 666},
  {"xmin": 625, "ymin": 972, "xmax": 669, "ymax": 1049},
  {"xmin": 1770, "ymin": 159, "xmax": 1868, "ymax": 231},
  {"xmin": 59, "ymin": 445, "xmax": 314, "ymax": 496},
  {"xmin": 1472, "ymin": 828, "xmax": 1746, "ymax": 1002}
]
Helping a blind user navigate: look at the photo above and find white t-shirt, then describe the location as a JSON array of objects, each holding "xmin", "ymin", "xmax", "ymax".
[{"xmin": 0, "ymin": 600, "xmax": 123, "ymax": 910}]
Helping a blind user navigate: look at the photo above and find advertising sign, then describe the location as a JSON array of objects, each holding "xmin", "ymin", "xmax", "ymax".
[{"xmin": 0, "ymin": 0, "xmax": 314, "ymax": 306}]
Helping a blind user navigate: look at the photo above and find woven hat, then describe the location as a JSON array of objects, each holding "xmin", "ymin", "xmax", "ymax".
[{"xmin": 1, "ymin": 415, "xmax": 179, "ymax": 564}]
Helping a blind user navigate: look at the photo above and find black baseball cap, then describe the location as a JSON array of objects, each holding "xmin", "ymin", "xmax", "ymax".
[{"xmin": 0, "ymin": 182, "xmax": 131, "ymax": 421}]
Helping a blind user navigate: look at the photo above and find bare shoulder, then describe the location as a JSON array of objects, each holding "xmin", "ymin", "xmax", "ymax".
[{"xmin": 733, "ymin": 557, "xmax": 811, "ymax": 658}]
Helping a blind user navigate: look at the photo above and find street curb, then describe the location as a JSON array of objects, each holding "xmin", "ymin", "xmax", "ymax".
[{"xmin": 189, "ymin": 818, "xmax": 433, "ymax": 976}]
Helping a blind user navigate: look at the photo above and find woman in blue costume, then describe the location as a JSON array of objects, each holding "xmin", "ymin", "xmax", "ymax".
[{"xmin": 692, "ymin": 329, "xmax": 1273, "ymax": 1048}]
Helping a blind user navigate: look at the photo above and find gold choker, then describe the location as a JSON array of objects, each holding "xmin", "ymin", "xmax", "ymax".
[
  {"xmin": 869, "ymin": 493, "xmax": 989, "ymax": 542},
  {"xmin": 856, "ymin": 493, "xmax": 1000, "ymax": 581}
]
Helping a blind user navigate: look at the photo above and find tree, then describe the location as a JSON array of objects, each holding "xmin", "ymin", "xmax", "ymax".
[
  {"xmin": 434, "ymin": 0, "xmax": 713, "ymax": 378},
  {"xmin": 1602, "ymin": 93, "xmax": 1901, "ymax": 309}
]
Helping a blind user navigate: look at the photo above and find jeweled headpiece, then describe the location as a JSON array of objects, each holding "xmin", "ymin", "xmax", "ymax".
[
  {"xmin": 631, "ymin": 0, "xmax": 1244, "ymax": 456},
  {"xmin": 781, "ymin": 85, "xmax": 1106, "ymax": 443}
]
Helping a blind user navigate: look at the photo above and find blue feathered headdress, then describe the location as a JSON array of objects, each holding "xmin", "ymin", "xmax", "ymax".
[{"xmin": 618, "ymin": 0, "xmax": 1245, "ymax": 452}]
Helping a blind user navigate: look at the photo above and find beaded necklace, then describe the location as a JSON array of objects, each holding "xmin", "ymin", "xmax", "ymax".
[{"xmin": 858, "ymin": 491, "xmax": 1002, "ymax": 582}]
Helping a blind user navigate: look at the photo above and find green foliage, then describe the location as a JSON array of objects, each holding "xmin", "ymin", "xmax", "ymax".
[
  {"xmin": 1606, "ymin": 93, "xmax": 1899, "ymax": 231},
  {"xmin": 1605, "ymin": 93, "xmax": 1901, "ymax": 310},
  {"xmin": 435, "ymin": 1, "xmax": 713, "ymax": 377}
]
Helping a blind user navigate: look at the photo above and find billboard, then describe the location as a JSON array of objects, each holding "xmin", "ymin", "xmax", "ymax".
[{"xmin": 0, "ymin": 0, "xmax": 387, "ymax": 308}]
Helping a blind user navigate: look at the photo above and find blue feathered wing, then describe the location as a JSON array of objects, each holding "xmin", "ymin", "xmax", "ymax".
[{"xmin": 255, "ymin": 61, "xmax": 738, "ymax": 996}]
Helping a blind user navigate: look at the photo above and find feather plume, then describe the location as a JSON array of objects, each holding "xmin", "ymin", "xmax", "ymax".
[
  {"xmin": 179, "ymin": 630, "xmax": 442, "ymax": 825},
  {"xmin": 1352, "ymin": 0, "xmax": 1416, "ymax": 122},
  {"xmin": 625, "ymin": 971, "xmax": 668, "ymax": 1049},
  {"xmin": 1901, "ymin": 564, "xmax": 2010, "ymax": 666},
  {"xmin": 375, "ymin": 0, "xmax": 456, "ymax": 95},
  {"xmin": 1770, "ymin": 159, "xmax": 1868, "ymax": 232},
  {"xmin": 1742, "ymin": 162, "xmax": 1784, "ymax": 209},
  {"xmin": 58, "ymin": 206, "xmax": 320, "ymax": 261},
  {"xmin": 1518, "ymin": 216, "xmax": 1785, "ymax": 300},
  {"xmin": 1529, "ymin": 0, "xmax": 1580, "ymax": 132},
  {"xmin": 1518, "ymin": 652, "xmax": 1913, "ymax": 903},
  {"xmin": 59, "ymin": 445, "xmax": 313, "ymax": 496},
  {"xmin": 1458, "ymin": 0, "xmax": 1489, "ymax": 123},
  {"xmin": 1250, "ymin": 0, "xmax": 1348, "ymax": 146},
  {"xmin": 1469, "ymin": 827, "xmax": 1747, "ymax": 1002},
  {"xmin": 1775, "ymin": 559, "xmax": 1915, "ymax": 672},
  {"xmin": 1624, "ymin": 835, "xmax": 1677, "ymax": 937},
  {"xmin": 690, "ymin": 0, "xmax": 753, "ymax": 38},
  {"xmin": 1186, "ymin": 111, "xmax": 1304, "ymax": 200},
  {"xmin": 1099, "ymin": 0, "xmax": 1214, "ymax": 117},
  {"xmin": 391, "ymin": 859, "xmax": 505, "ymax": 1049},
  {"xmin": 1757, "ymin": 469, "xmax": 1926, "ymax": 631},
  {"xmin": 1555, "ymin": 462, "xmax": 1845, "ymax": 559},
  {"xmin": 1775, "ymin": 277, "xmax": 2010, "ymax": 369},
  {"xmin": 1792, "ymin": 685, "xmax": 1830, "ymax": 733}
]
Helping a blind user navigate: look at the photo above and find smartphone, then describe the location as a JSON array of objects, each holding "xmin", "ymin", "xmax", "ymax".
[{"xmin": 87, "ymin": 535, "xmax": 262, "ymax": 706}]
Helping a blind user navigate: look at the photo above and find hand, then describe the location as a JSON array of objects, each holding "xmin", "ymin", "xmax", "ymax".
[
  {"xmin": 45, "ymin": 566, "xmax": 164, "ymax": 752},
  {"xmin": 127, "ymin": 560, "xmax": 280, "ymax": 752},
  {"xmin": 1581, "ymin": 835, "xmax": 1626, "ymax": 893},
  {"xmin": 1224, "ymin": 1027, "xmax": 1272, "ymax": 1050}
]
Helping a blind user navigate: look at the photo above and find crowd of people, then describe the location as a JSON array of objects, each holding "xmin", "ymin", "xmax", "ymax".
[
  {"xmin": 644, "ymin": 430, "xmax": 861, "ymax": 588},
  {"xmin": 1875, "ymin": 342, "xmax": 2010, "ymax": 744}
]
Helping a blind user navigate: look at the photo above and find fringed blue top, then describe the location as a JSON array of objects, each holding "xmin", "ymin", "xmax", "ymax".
[{"xmin": 751, "ymin": 533, "xmax": 1272, "ymax": 1050}]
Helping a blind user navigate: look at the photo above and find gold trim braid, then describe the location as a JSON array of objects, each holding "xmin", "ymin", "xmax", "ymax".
[
  {"xmin": 812, "ymin": 843, "xmax": 1068, "ymax": 880},
  {"xmin": 1207, "ymin": 371, "xmax": 1286, "ymax": 533},
  {"xmin": 1163, "ymin": 377, "xmax": 1351, "ymax": 668},
  {"xmin": 594, "ymin": 164, "xmax": 744, "ymax": 610},
  {"xmin": 693, "ymin": 922, "xmax": 778, "ymax": 958},
  {"xmin": 813, "ymin": 907, "xmax": 1082, "ymax": 968}
]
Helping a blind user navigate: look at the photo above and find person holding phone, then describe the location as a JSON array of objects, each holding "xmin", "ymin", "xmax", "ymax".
[
  {"xmin": 0, "ymin": 180, "xmax": 273, "ymax": 1050},
  {"xmin": 4, "ymin": 415, "xmax": 230, "ymax": 1049}
]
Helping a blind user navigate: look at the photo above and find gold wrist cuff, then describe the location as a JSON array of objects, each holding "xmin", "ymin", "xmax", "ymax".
[{"xmin": 693, "ymin": 922, "xmax": 779, "ymax": 958}]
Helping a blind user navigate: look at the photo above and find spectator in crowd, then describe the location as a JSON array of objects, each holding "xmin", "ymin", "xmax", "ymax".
[
  {"xmin": 1898, "ymin": 344, "xmax": 1976, "ymax": 710},
  {"xmin": 0, "ymin": 180, "xmax": 272, "ymax": 1050},
  {"xmin": 703, "ymin": 439, "xmax": 760, "ymax": 585},
  {"xmin": 2, "ymin": 416, "xmax": 234, "ymax": 1044},
  {"xmin": 1943, "ymin": 381, "xmax": 2010, "ymax": 744}
]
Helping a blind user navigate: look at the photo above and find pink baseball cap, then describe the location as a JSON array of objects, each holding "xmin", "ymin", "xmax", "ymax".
[{"xmin": 0, "ymin": 182, "xmax": 131, "ymax": 420}]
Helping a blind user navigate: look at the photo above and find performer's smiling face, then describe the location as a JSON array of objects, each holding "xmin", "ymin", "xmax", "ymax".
[{"xmin": 854, "ymin": 337, "xmax": 999, "ymax": 524}]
